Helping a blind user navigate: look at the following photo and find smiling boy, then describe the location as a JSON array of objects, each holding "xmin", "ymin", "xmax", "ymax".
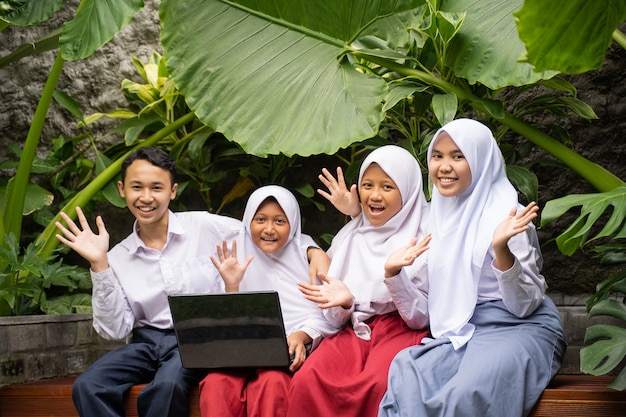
[{"xmin": 55, "ymin": 147, "xmax": 244, "ymax": 417}]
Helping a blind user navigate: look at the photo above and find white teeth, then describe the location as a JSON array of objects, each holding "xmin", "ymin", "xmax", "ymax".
[
  {"xmin": 138, "ymin": 207, "xmax": 154, "ymax": 212},
  {"xmin": 439, "ymin": 178, "xmax": 456, "ymax": 183}
]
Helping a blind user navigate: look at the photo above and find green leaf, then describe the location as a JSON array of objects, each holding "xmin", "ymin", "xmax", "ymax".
[
  {"xmin": 93, "ymin": 151, "xmax": 125, "ymax": 208},
  {"xmin": 59, "ymin": 0, "xmax": 144, "ymax": 61},
  {"xmin": 442, "ymin": 0, "xmax": 558, "ymax": 88},
  {"xmin": 434, "ymin": 10, "xmax": 465, "ymax": 43},
  {"xmin": 559, "ymin": 96, "xmax": 598, "ymax": 120},
  {"xmin": 111, "ymin": 113, "xmax": 165, "ymax": 145},
  {"xmin": 589, "ymin": 299, "xmax": 626, "ymax": 322},
  {"xmin": 43, "ymin": 293, "xmax": 93, "ymax": 315},
  {"xmin": 515, "ymin": 0, "xmax": 626, "ymax": 74},
  {"xmin": 53, "ymin": 90, "xmax": 85, "ymax": 124},
  {"xmin": 160, "ymin": 0, "xmax": 426, "ymax": 157},
  {"xmin": 506, "ymin": 165, "xmax": 538, "ymax": 204},
  {"xmin": 0, "ymin": 182, "xmax": 54, "ymax": 216},
  {"xmin": 4, "ymin": 0, "xmax": 64, "ymax": 25},
  {"xmin": 541, "ymin": 184, "xmax": 626, "ymax": 255},
  {"xmin": 383, "ymin": 82, "xmax": 428, "ymax": 112},
  {"xmin": 585, "ymin": 268, "xmax": 626, "ymax": 310},
  {"xmin": 581, "ymin": 324, "xmax": 626, "ymax": 380},
  {"xmin": 431, "ymin": 93, "xmax": 457, "ymax": 126}
]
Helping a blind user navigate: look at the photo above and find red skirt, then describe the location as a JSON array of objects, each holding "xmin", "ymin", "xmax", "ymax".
[
  {"xmin": 199, "ymin": 368, "xmax": 292, "ymax": 417},
  {"xmin": 286, "ymin": 311, "xmax": 428, "ymax": 417}
]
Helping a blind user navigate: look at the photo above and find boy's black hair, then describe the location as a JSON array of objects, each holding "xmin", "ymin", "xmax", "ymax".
[{"xmin": 121, "ymin": 147, "xmax": 176, "ymax": 185}]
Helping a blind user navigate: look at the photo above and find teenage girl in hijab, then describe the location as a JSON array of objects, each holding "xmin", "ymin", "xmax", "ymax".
[
  {"xmin": 378, "ymin": 119, "xmax": 566, "ymax": 417},
  {"xmin": 286, "ymin": 145, "xmax": 431, "ymax": 417},
  {"xmin": 198, "ymin": 185, "xmax": 339, "ymax": 417}
]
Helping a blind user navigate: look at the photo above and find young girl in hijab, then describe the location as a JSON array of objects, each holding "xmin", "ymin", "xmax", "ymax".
[
  {"xmin": 198, "ymin": 185, "xmax": 339, "ymax": 417},
  {"xmin": 378, "ymin": 119, "xmax": 567, "ymax": 417},
  {"xmin": 286, "ymin": 145, "xmax": 431, "ymax": 417}
]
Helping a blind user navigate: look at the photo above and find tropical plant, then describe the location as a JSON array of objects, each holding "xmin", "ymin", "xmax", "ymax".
[
  {"xmin": 0, "ymin": 233, "xmax": 91, "ymax": 315},
  {"xmin": 157, "ymin": 0, "xmax": 620, "ymax": 193},
  {"xmin": 541, "ymin": 186, "xmax": 626, "ymax": 390},
  {"xmin": 516, "ymin": 0, "xmax": 626, "ymax": 390},
  {"xmin": 0, "ymin": 0, "xmax": 145, "ymax": 249}
]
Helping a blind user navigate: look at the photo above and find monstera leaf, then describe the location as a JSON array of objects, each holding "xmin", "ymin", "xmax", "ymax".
[
  {"xmin": 581, "ymin": 299, "xmax": 626, "ymax": 390},
  {"xmin": 541, "ymin": 184, "xmax": 626, "ymax": 255}
]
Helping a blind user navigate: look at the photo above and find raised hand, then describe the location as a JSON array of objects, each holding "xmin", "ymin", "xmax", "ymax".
[
  {"xmin": 384, "ymin": 234, "xmax": 432, "ymax": 278},
  {"xmin": 493, "ymin": 202, "xmax": 539, "ymax": 250},
  {"xmin": 55, "ymin": 206, "xmax": 110, "ymax": 272},
  {"xmin": 317, "ymin": 167, "xmax": 361, "ymax": 217},
  {"xmin": 210, "ymin": 240, "xmax": 253, "ymax": 292},
  {"xmin": 492, "ymin": 202, "xmax": 539, "ymax": 271},
  {"xmin": 298, "ymin": 273, "xmax": 354, "ymax": 309}
]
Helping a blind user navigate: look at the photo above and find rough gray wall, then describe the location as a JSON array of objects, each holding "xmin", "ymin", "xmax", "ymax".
[
  {"xmin": 0, "ymin": 0, "xmax": 162, "ymax": 164},
  {"xmin": 0, "ymin": 314, "xmax": 124, "ymax": 386}
]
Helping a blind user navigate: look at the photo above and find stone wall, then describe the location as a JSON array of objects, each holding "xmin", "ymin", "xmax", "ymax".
[
  {"xmin": 0, "ymin": 314, "xmax": 124, "ymax": 387},
  {"xmin": 0, "ymin": 0, "xmax": 162, "ymax": 165}
]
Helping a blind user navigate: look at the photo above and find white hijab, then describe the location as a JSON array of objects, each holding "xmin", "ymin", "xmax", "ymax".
[
  {"xmin": 427, "ymin": 119, "xmax": 519, "ymax": 349},
  {"xmin": 238, "ymin": 185, "xmax": 334, "ymax": 339},
  {"xmin": 327, "ymin": 145, "xmax": 429, "ymax": 337}
]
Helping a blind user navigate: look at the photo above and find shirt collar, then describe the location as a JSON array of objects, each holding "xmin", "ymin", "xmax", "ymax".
[{"xmin": 126, "ymin": 210, "xmax": 186, "ymax": 254}]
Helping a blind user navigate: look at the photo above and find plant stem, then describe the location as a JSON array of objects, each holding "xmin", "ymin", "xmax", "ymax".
[
  {"xmin": 353, "ymin": 51, "xmax": 623, "ymax": 192},
  {"xmin": 612, "ymin": 29, "xmax": 626, "ymax": 51},
  {"xmin": 1, "ymin": 52, "xmax": 65, "ymax": 246}
]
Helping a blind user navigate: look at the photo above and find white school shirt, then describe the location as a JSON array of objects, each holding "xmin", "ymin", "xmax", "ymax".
[
  {"xmin": 89, "ymin": 211, "xmax": 242, "ymax": 340},
  {"xmin": 390, "ymin": 222, "xmax": 546, "ymax": 336},
  {"xmin": 321, "ymin": 145, "xmax": 429, "ymax": 340},
  {"xmin": 477, "ymin": 225, "xmax": 546, "ymax": 316}
]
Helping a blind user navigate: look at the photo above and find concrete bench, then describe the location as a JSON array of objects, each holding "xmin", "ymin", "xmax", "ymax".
[{"xmin": 1, "ymin": 374, "xmax": 625, "ymax": 416}]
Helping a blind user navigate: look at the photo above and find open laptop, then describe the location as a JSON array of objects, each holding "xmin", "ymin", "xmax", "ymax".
[{"xmin": 168, "ymin": 291, "xmax": 291, "ymax": 369}]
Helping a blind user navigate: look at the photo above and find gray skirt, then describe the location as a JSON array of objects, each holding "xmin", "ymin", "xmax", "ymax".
[{"xmin": 378, "ymin": 297, "xmax": 566, "ymax": 417}]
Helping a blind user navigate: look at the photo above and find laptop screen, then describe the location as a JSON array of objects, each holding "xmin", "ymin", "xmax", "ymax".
[{"xmin": 168, "ymin": 291, "xmax": 290, "ymax": 369}]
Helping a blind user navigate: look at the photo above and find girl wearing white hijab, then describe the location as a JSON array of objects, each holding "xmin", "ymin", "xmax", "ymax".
[
  {"xmin": 378, "ymin": 119, "xmax": 566, "ymax": 417},
  {"xmin": 198, "ymin": 185, "xmax": 339, "ymax": 417},
  {"xmin": 287, "ymin": 145, "xmax": 431, "ymax": 417}
]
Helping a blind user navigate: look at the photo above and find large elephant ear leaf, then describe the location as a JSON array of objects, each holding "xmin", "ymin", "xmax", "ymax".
[
  {"xmin": 441, "ymin": 0, "xmax": 558, "ymax": 89},
  {"xmin": 541, "ymin": 184, "xmax": 626, "ymax": 256},
  {"xmin": 159, "ymin": 0, "xmax": 425, "ymax": 157},
  {"xmin": 514, "ymin": 0, "xmax": 626, "ymax": 74},
  {"xmin": 3, "ymin": 0, "xmax": 64, "ymax": 25},
  {"xmin": 60, "ymin": 0, "xmax": 145, "ymax": 61}
]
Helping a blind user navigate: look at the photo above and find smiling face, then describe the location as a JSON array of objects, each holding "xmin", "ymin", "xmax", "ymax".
[
  {"xmin": 429, "ymin": 131, "xmax": 472, "ymax": 197},
  {"xmin": 359, "ymin": 163, "xmax": 403, "ymax": 227},
  {"xmin": 117, "ymin": 159, "xmax": 178, "ymax": 230},
  {"xmin": 249, "ymin": 199, "xmax": 291, "ymax": 254}
]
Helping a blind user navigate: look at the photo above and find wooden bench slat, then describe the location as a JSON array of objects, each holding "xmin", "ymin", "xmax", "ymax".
[{"xmin": 1, "ymin": 374, "xmax": 623, "ymax": 417}]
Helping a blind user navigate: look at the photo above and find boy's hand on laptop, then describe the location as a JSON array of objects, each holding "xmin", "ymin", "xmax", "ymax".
[{"xmin": 287, "ymin": 331, "xmax": 312, "ymax": 372}]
